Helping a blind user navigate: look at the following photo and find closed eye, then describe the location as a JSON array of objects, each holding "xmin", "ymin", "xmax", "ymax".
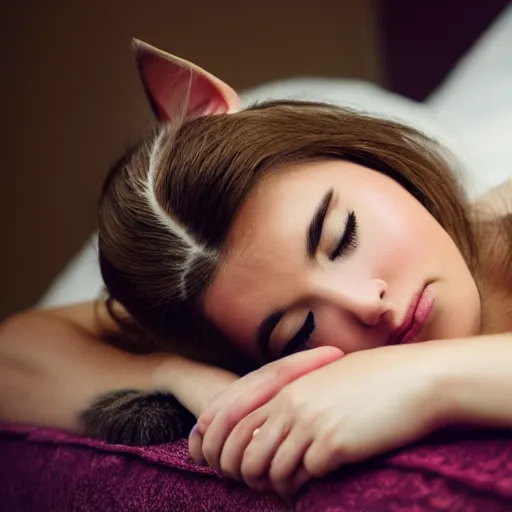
[
  {"xmin": 329, "ymin": 210, "xmax": 357, "ymax": 260},
  {"xmin": 280, "ymin": 311, "xmax": 316, "ymax": 358}
]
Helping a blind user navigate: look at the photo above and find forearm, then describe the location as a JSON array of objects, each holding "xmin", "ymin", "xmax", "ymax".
[
  {"xmin": 0, "ymin": 306, "xmax": 236, "ymax": 432},
  {"xmin": 153, "ymin": 354, "xmax": 238, "ymax": 417},
  {"xmin": 434, "ymin": 332, "xmax": 512, "ymax": 428}
]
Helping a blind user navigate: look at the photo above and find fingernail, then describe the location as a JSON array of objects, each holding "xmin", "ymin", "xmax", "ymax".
[{"xmin": 189, "ymin": 423, "xmax": 197, "ymax": 437}]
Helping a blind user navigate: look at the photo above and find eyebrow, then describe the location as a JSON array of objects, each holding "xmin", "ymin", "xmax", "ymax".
[
  {"xmin": 256, "ymin": 188, "xmax": 334, "ymax": 360},
  {"xmin": 307, "ymin": 189, "xmax": 334, "ymax": 258}
]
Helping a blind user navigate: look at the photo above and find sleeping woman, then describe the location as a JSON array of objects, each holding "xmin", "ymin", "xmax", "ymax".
[{"xmin": 0, "ymin": 40, "xmax": 511, "ymax": 499}]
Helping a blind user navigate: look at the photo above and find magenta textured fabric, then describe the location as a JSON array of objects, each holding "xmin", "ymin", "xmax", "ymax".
[{"xmin": 1, "ymin": 424, "xmax": 512, "ymax": 512}]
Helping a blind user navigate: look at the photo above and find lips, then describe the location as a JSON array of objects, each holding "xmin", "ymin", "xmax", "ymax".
[{"xmin": 388, "ymin": 284, "xmax": 434, "ymax": 346}]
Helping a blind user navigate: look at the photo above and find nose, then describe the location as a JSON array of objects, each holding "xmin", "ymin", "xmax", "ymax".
[{"xmin": 317, "ymin": 277, "xmax": 389, "ymax": 327}]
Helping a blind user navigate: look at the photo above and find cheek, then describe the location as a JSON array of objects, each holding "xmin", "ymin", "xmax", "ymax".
[
  {"xmin": 359, "ymin": 201, "xmax": 441, "ymax": 277},
  {"xmin": 354, "ymin": 178, "xmax": 437, "ymax": 257},
  {"xmin": 356, "ymin": 217, "xmax": 419, "ymax": 280},
  {"xmin": 313, "ymin": 309, "xmax": 379, "ymax": 353}
]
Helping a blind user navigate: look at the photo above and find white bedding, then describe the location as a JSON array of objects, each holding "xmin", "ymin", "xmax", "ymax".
[{"xmin": 38, "ymin": 4, "xmax": 512, "ymax": 309}]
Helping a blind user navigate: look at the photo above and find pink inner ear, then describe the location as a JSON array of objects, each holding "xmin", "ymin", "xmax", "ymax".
[{"xmin": 141, "ymin": 54, "xmax": 229, "ymax": 122}]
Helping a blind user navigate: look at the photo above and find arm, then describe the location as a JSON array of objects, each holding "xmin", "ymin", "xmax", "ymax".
[
  {"xmin": 436, "ymin": 332, "xmax": 512, "ymax": 427},
  {"xmin": 190, "ymin": 333, "xmax": 512, "ymax": 497},
  {"xmin": 0, "ymin": 301, "xmax": 237, "ymax": 433}
]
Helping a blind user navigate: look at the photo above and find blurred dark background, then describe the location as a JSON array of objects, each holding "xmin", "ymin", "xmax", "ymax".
[{"xmin": 0, "ymin": 0, "xmax": 509, "ymax": 320}]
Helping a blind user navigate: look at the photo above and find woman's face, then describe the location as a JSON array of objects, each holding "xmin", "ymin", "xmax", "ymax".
[{"xmin": 204, "ymin": 160, "xmax": 482, "ymax": 364}]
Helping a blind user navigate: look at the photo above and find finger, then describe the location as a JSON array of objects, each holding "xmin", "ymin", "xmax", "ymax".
[
  {"xmin": 240, "ymin": 416, "xmax": 291, "ymax": 489},
  {"xmin": 268, "ymin": 427, "xmax": 312, "ymax": 498},
  {"xmin": 198, "ymin": 346, "xmax": 344, "ymax": 433},
  {"xmin": 197, "ymin": 347, "xmax": 344, "ymax": 468},
  {"xmin": 218, "ymin": 409, "xmax": 269, "ymax": 479},
  {"xmin": 188, "ymin": 424, "xmax": 205, "ymax": 465},
  {"xmin": 276, "ymin": 467, "xmax": 311, "ymax": 507},
  {"xmin": 303, "ymin": 435, "xmax": 345, "ymax": 479},
  {"xmin": 291, "ymin": 466, "xmax": 313, "ymax": 495}
]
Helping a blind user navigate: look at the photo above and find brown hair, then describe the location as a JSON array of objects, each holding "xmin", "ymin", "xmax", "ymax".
[{"xmin": 98, "ymin": 100, "xmax": 478, "ymax": 371}]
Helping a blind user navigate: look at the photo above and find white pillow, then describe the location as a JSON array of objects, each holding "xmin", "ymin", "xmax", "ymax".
[{"xmin": 425, "ymin": 2, "xmax": 512, "ymax": 198}]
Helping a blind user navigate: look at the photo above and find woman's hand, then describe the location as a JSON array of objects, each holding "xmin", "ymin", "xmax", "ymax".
[
  {"xmin": 191, "ymin": 342, "xmax": 448, "ymax": 499},
  {"xmin": 188, "ymin": 347, "xmax": 344, "ymax": 470}
]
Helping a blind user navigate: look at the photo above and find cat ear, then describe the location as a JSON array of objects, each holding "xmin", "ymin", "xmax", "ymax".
[{"xmin": 132, "ymin": 39, "xmax": 241, "ymax": 122}]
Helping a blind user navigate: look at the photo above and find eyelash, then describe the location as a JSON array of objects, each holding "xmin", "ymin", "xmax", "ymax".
[
  {"xmin": 329, "ymin": 210, "xmax": 358, "ymax": 260},
  {"xmin": 281, "ymin": 311, "xmax": 315, "ymax": 357}
]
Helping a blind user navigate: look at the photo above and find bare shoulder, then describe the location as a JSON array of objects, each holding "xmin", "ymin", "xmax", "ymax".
[{"xmin": 32, "ymin": 300, "xmax": 123, "ymax": 339}]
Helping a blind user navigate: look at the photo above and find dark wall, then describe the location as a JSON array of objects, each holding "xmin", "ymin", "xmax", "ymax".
[
  {"xmin": 0, "ymin": 1, "xmax": 381, "ymax": 319},
  {"xmin": 377, "ymin": 0, "xmax": 510, "ymax": 100}
]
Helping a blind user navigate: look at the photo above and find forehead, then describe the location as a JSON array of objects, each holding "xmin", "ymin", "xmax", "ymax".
[{"xmin": 229, "ymin": 160, "xmax": 357, "ymax": 240}]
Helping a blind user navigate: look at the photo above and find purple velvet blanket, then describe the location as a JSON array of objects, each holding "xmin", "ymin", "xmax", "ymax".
[{"xmin": 1, "ymin": 424, "xmax": 512, "ymax": 511}]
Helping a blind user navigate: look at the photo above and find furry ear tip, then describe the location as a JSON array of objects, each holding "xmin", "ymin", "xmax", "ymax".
[{"xmin": 131, "ymin": 38, "xmax": 150, "ymax": 56}]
